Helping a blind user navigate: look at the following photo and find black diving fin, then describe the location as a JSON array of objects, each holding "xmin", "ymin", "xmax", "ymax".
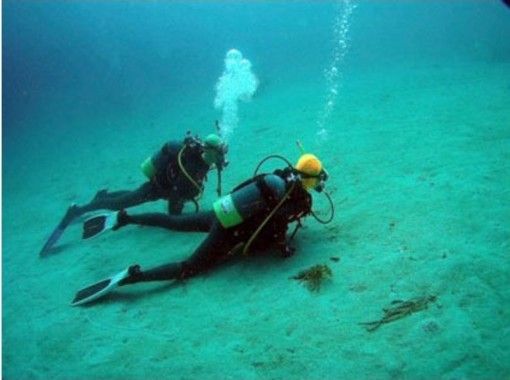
[
  {"xmin": 71, "ymin": 267, "xmax": 131, "ymax": 306},
  {"xmin": 39, "ymin": 204, "xmax": 80, "ymax": 257},
  {"xmin": 82, "ymin": 211, "xmax": 119, "ymax": 240}
]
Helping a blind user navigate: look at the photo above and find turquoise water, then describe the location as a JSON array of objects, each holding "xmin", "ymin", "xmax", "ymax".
[{"xmin": 3, "ymin": 1, "xmax": 510, "ymax": 379}]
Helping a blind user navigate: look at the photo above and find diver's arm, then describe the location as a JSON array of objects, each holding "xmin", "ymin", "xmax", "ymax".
[
  {"xmin": 272, "ymin": 188, "xmax": 312, "ymax": 258},
  {"xmin": 268, "ymin": 216, "xmax": 296, "ymax": 258}
]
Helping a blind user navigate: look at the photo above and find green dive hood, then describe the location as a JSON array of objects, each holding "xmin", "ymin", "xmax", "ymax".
[
  {"xmin": 204, "ymin": 133, "xmax": 222, "ymax": 148},
  {"xmin": 203, "ymin": 133, "xmax": 225, "ymax": 166}
]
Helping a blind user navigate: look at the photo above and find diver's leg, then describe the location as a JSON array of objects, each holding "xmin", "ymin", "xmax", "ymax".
[
  {"xmin": 120, "ymin": 222, "xmax": 234, "ymax": 284},
  {"xmin": 77, "ymin": 182, "xmax": 157, "ymax": 215},
  {"xmin": 41, "ymin": 183, "xmax": 159, "ymax": 256},
  {"xmin": 119, "ymin": 210, "xmax": 214, "ymax": 232},
  {"xmin": 99, "ymin": 190, "xmax": 133, "ymax": 198}
]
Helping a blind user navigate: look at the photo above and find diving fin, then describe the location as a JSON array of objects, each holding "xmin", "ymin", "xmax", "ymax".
[
  {"xmin": 82, "ymin": 212, "xmax": 119, "ymax": 239},
  {"xmin": 71, "ymin": 268, "xmax": 130, "ymax": 306},
  {"xmin": 39, "ymin": 204, "xmax": 80, "ymax": 257}
]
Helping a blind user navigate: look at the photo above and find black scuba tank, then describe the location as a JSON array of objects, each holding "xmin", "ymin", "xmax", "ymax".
[{"xmin": 213, "ymin": 174, "xmax": 286, "ymax": 228}]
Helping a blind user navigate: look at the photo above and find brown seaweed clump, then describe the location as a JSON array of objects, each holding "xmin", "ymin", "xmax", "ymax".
[
  {"xmin": 359, "ymin": 295, "xmax": 437, "ymax": 332},
  {"xmin": 291, "ymin": 264, "xmax": 333, "ymax": 292}
]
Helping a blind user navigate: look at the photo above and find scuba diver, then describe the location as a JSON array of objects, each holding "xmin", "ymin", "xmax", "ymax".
[
  {"xmin": 39, "ymin": 131, "xmax": 228, "ymax": 257},
  {"xmin": 72, "ymin": 151, "xmax": 334, "ymax": 306}
]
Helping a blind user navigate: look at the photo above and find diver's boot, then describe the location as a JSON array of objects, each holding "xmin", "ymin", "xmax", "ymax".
[
  {"xmin": 113, "ymin": 209, "xmax": 132, "ymax": 230},
  {"xmin": 118, "ymin": 265, "xmax": 144, "ymax": 286},
  {"xmin": 119, "ymin": 263, "xmax": 184, "ymax": 285}
]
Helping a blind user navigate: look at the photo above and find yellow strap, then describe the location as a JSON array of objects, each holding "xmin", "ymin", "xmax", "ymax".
[{"xmin": 177, "ymin": 146, "xmax": 203, "ymax": 200}]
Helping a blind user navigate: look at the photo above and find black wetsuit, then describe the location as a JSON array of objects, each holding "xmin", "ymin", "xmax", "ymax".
[
  {"xmin": 119, "ymin": 169, "xmax": 312, "ymax": 285},
  {"xmin": 76, "ymin": 140, "xmax": 210, "ymax": 216}
]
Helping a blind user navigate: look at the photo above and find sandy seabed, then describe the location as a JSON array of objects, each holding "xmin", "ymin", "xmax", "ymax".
[{"xmin": 3, "ymin": 61, "xmax": 510, "ymax": 379}]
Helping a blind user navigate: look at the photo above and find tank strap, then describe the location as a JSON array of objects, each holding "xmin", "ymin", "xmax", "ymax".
[{"xmin": 176, "ymin": 145, "xmax": 203, "ymax": 200}]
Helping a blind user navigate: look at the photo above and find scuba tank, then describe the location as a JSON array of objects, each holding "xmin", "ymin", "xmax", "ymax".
[
  {"xmin": 140, "ymin": 143, "xmax": 178, "ymax": 181},
  {"xmin": 213, "ymin": 174, "xmax": 286, "ymax": 228}
]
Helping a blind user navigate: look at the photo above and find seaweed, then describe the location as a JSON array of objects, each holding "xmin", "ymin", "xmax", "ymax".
[
  {"xmin": 359, "ymin": 295, "xmax": 437, "ymax": 332},
  {"xmin": 291, "ymin": 264, "xmax": 332, "ymax": 292}
]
